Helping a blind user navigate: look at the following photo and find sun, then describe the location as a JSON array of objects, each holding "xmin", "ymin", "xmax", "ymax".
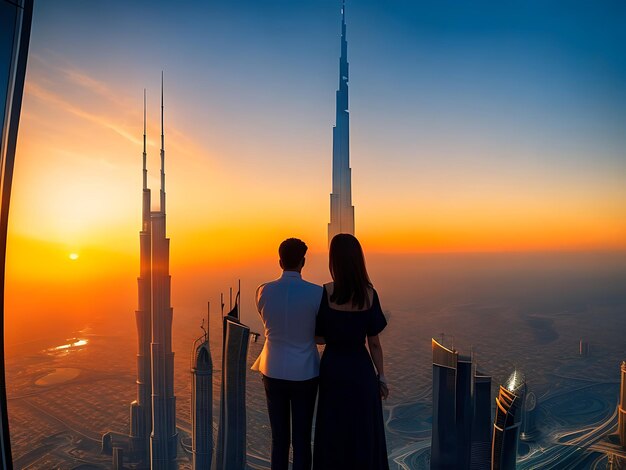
[{"xmin": 69, "ymin": 253, "xmax": 79, "ymax": 261}]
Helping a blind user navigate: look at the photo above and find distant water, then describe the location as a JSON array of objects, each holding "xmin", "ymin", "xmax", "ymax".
[{"xmin": 34, "ymin": 368, "xmax": 81, "ymax": 386}]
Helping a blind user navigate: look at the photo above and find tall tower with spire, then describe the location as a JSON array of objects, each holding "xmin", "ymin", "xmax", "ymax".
[
  {"xmin": 129, "ymin": 75, "xmax": 177, "ymax": 469},
  {"xmin": 149, "ymin": 72, "xmax": 178, "ymax": 469},
  {"xmin": 129, "ymin": 89, "xmax": 153, "ymax": 464},
  {"xmin": 328, "ymin": 0, "xmax": 355, "ymax": 245}
]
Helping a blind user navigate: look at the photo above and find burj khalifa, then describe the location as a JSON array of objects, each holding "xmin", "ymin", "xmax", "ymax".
[
  {"xmin": 328, "ymin": 0, "xmax": 355, "ymax": 245},
  {"xmin": 129, "ymin": 75, "xmax": 177, "ymax": 469}
]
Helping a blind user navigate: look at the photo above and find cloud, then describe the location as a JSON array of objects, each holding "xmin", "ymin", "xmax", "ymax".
[
  {"xmin": 24, "ymin": 80, "xmax": 142, "ymax": 146},
  {"xmin": 25, "ymin": 53, "xmax": 209, "ymax": 162}
]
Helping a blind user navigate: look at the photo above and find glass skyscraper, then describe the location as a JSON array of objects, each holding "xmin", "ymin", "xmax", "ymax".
[
  {"xmin": 431, "ymin": 338, "xmax": 474, "ymax": 469},
  {"xmin": 491, "ymin": 370, "xmax": 526, "ymax": 470}
]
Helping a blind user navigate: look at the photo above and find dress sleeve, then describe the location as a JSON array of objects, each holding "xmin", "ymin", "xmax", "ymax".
[
  {"xmin": 367, "ymin": 289, "xmax": 387, "ymax": 337},
  {"xmin": 315, "ymin": 287, "xmax": 328, "ymax": 337}
]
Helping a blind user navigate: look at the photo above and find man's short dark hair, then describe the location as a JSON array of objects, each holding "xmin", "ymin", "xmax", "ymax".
[{"xmin": 279, "ymin": 238, "xmax": 308, "ymax": 270}]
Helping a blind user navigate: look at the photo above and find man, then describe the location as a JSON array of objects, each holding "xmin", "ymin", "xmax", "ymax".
[{"xmin": 252, "ymin": 238, "xmax": 323, "ymax": 470}]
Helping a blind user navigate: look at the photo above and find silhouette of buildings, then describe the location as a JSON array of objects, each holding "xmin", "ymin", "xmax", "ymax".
[
  {"xmin": 491, "ymin": 370, "xmax": 526, "ymax": 470},
  {"xmin": 191, "ymin": 309, "xmax": 214, "ymax": 470},
  {"xmin": 0, "ymin": 0, "xmax": 33, "ymax": 464},
  {"xmin": 431, "ymin": 338, "xmax": 474, "ymax": 469},
  {"xmin": 129, "ymin": 77, "xmax": 177, "ymax": 469},
  {"xmin": 328, "ymin": 0, "xmax": 355, "ymax": 245},
  {"xmin": 617, "ymin": 361, "xmax": 626, "ymax": 448},
  {"xmin": 470, "ymin": 369, "xmax": 492, "ymax": 469},
  {"xmin": 215, "ymin": 291, "xmax": 250, "ymax": 470}
]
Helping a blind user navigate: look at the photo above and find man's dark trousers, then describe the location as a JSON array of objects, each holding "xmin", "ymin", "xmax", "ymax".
[{"xmin": 262, "ymin": 375, "xmax": 319, "ymax": 470}]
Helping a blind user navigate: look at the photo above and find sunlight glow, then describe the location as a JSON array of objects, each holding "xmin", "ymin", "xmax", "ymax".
[{"xmin": 48, "ymin": 338, "xmax": 89, "ymax": 353}]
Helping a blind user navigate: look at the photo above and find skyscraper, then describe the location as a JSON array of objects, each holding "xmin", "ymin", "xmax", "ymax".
[
  {"xmin": 431, "ymin": 338, "xmax": 473, "ymax": 469},
  {"xmin": 617, "ymin": 361, "xmax": 626, "ymax": 447},
  {"xmin": 129, "ymin": 76, "xmax": 177, "ymax": 469},
  {"xmin": 328, "ymin": 0, "xmax": 355, "ymax": 245},
  {"xmin": 491, "ymin": 370, "xmax": 526, "ymax": 470},
  {"xmin": 191, "ymin": 311, "xmax": 213, "ymax": 470},
  {"xmin": 456, "ymin": 355, "xmax": 473, "ymax": 466},
  {"xmin": 129, "ymin": 89, "xmax": 153, "ymax": 465},
  {"xmin": 471, "ymin": 369, "xmax": 492, "ymax": 469},
  {"xmin": 215, "ymin": 294, "xmax": 250, "ymax": 470},
  {"xmin": 149, "ymin": 75, "xmax": 178, "ymax": 469}
]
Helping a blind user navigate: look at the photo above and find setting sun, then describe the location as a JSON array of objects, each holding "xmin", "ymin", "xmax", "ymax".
[{"xmin": 69, "ymin": 253, "xmax": 79, "ymax": 261}]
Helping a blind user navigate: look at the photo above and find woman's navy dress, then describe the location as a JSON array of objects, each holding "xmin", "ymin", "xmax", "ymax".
[{"xmin": 313, "ymin": 287, "xmax": 389, "ymax": 470}]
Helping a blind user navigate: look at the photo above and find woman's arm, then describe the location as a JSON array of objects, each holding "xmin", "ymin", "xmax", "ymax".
[{"xmin": 367, "ymin": 334, "xmax": 388, "ymax": 399}]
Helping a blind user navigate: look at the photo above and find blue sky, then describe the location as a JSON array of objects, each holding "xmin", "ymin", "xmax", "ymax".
[{"xmin": 11, "ymin": 0, "xmax": 626, "ymax": 254}]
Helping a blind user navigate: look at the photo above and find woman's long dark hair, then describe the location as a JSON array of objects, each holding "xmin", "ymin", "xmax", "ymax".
[{"xmin": 329, "ymin": 234, "xmax": 372, "ymax": 309}]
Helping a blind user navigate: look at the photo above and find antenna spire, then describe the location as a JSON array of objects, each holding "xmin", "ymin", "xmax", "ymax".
[
  {"xmin": 142, "ymin": 89, "xmax": 147, "ymax": 190},
  {"xmin": 160, "ymin": 71, "xmax": 166, "ymax": 212}
]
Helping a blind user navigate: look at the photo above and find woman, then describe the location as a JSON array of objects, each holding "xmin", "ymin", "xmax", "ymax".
[{"xmin": 313, "ymin": 234, "xmax": 389, "ymax": 470}]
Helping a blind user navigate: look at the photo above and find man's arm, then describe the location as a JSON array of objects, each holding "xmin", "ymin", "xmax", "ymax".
[{"xmin": 255, "ymin": 284, "xmax": 265, "ymax": 317}]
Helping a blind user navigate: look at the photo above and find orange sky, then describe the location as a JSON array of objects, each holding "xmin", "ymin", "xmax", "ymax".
[{"xmin": 4, "ymin": 34, "xmax": 626, "ymax": 346}]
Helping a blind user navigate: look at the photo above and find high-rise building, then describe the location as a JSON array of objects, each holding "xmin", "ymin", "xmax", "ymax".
[
  {"xmin": 457, "ymin": 355, "xmax": 473, "ymax": 466},
  {"xmin": 0, "ymin": 0, "xmax": 33, "ymax": 465},
  {"xmin": 129, "ymin": 89, "xmax": 153, "ymax": 464},
  {"xmin": 431, "ymin": 339, "xmax": 473, "ymax": 469},
  {"xmin": 129, "ymin": 76, "xmax": 177, "ymax": 469},
  {"xmin": 491, "ymin": 370, "xmax": 526, "ymax": 470},
  {"xmin": 328, "ymin": 0, "xmax": 355, "ymax": 245},
  {"xmin": 470, "ymin": 369, "xmax": 492, "ymax": 469},
  {"xmin": 191, "ymin": 312, "xmax": 214, "ymax": 470},
  {"xmin": 215, "ymin": 294, "xmax": 250, "ymax": 470},
  {"xmin": 617, "ymin": 361, "xmax": 626, "ymax": 448},
  {"xmin": 149, "ymin": 75, "xmax": 178, "ymax": 470},
  {"xmin": 431, "ymin": 338, "xmax": 458, "ymax": 469}
]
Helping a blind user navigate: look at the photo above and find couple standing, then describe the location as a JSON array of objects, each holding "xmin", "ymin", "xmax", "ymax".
[{"xmin": 252, "ymin": 234, "xmax": 390, "ymax": 470}]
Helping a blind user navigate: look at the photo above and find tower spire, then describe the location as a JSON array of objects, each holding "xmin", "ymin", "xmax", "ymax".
[
  {"xmin": 160, "ymin": 71, "xmax": 166, "ymax": 212},
  {"xmin": 143, "ymin": 89, "xmax": 147, "ymax": 190}
]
